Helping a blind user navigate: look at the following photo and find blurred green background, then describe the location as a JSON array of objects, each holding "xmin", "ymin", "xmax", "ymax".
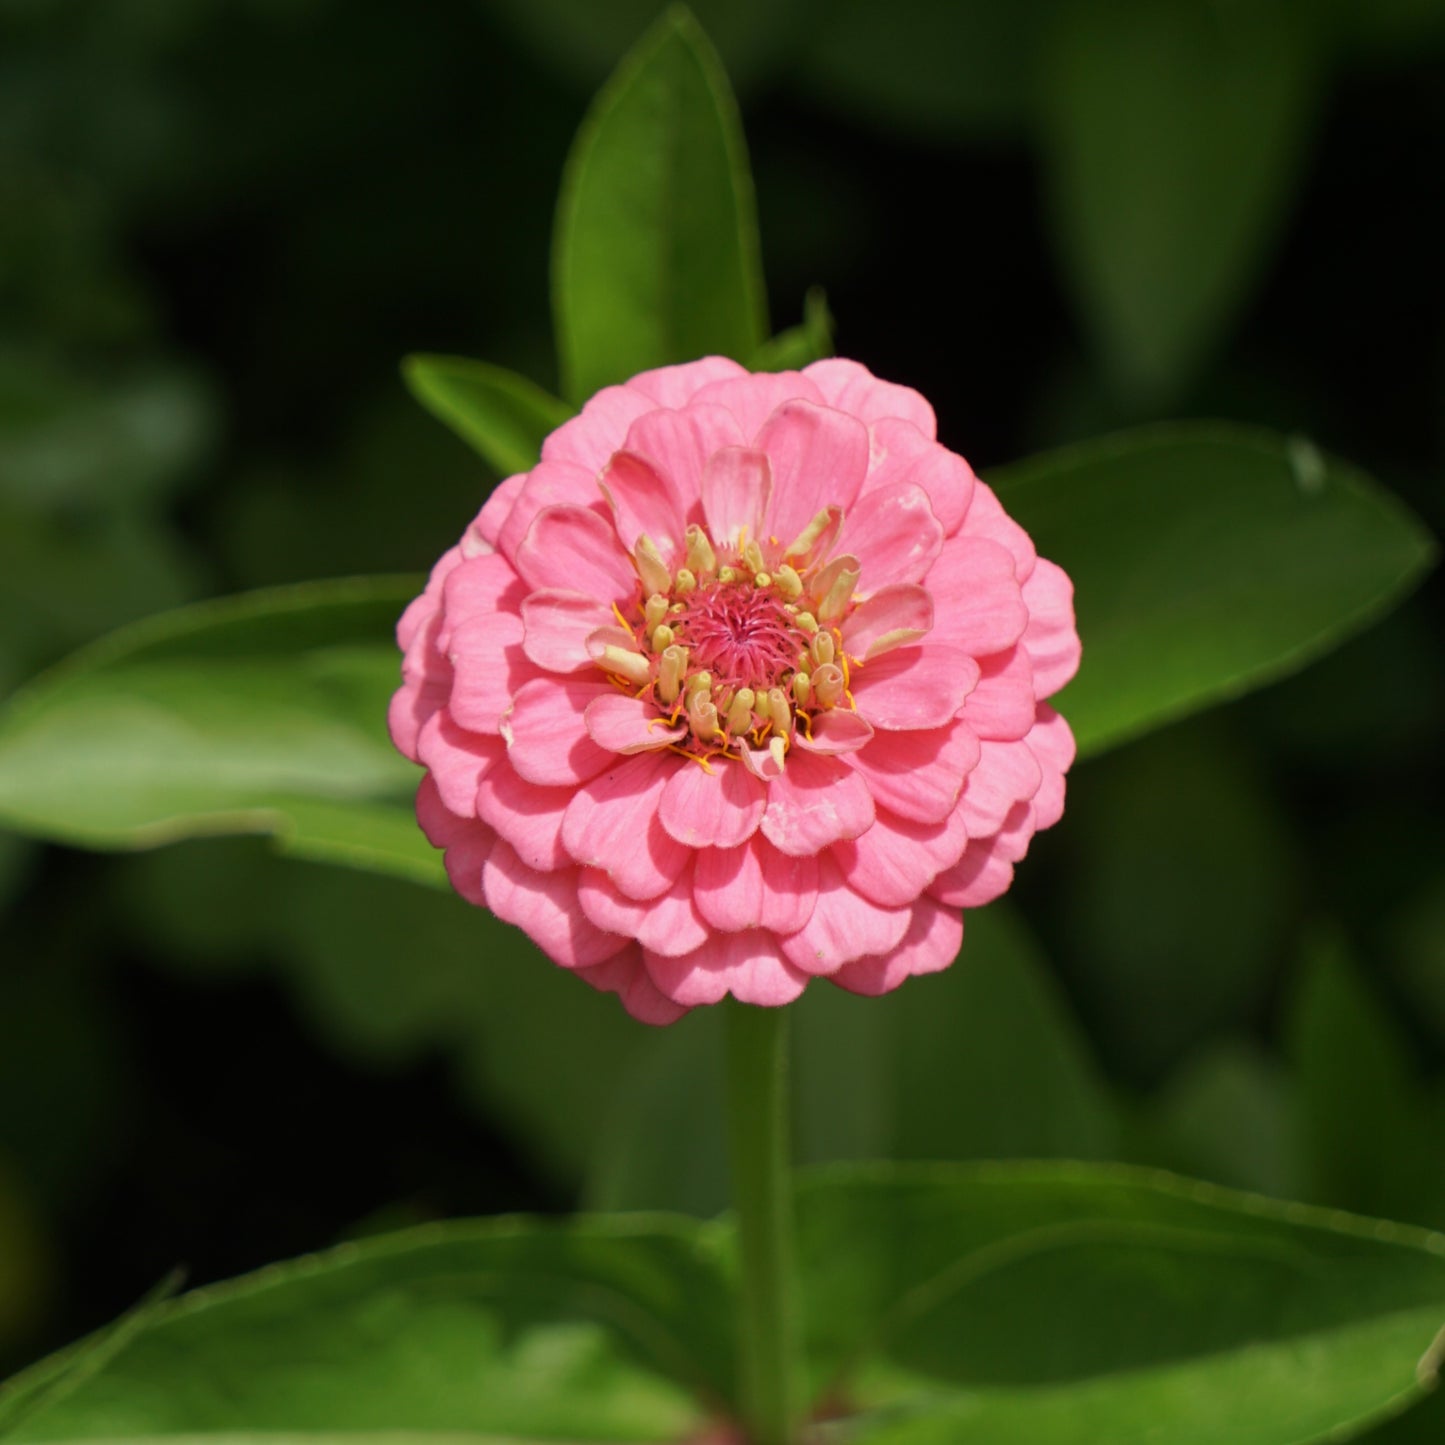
[{"xmin": 1, "ymin": 0, "xmax": 1443, "ymax": 1414}]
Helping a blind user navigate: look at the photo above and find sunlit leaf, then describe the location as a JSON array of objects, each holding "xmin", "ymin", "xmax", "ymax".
[
  {"xmin": 800, "ymin": 1165, "xmax": 1445, "ymax": 1443},
  {"xmin": 1, "ymin": 1219, "xmax": 731, "ymax": 1441},
  {"xmin": 0, "ymin": 579, "xmax": 437, "ymax": 887},
  {"xmin": 552, "ymin": 7, "xmax": 767, "ymax": 402},
  {"xmin": 991, "ymin": 424, "xmax": 1437, "ymax": 756}
]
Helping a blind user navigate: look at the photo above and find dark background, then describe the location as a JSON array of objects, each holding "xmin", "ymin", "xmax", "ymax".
[{"xmin": 2, "ymin": 0, "xmax": 1444, "ymax": 1400}]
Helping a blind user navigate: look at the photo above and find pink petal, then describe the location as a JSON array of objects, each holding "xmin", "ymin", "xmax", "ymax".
[
  {"xmin": 831, "ymin": 899, "xmax": 963, "ymax": 996},
  {"xmin": 397, "ymin": 546, "xmax": 464, "ymax": 652},
  {"xmin": 756, "ymin": 401, "xmax": 871, "ymax": 545},
  {"xmin": 803, "ymin": 358, "xmax": 937, "ymax": 437},
  {"xmin": 832, "ymin": 802, "xmax": 971, "ymax": 908},
  {"xmin": 1026, "ymin": 705, "xmax": 1076, "ymax": 831},
  {"xmin": 577, "ymin": 947, "xmax": 689, "ymax": 1026},
  {"xmin": 760, "ymin": 750, "xmax": 875, "ymax": 856},
  {"xmin": 693, "ymin": 835, "xmax": 818, "ymax": 934},
  {"xmin": 438, "ymin": 551, "xmax": 527, "ymax": 652},
  {"xmin": 779, "ymin": 853, "xmax": 911, "ymax": 974},
  {"xmin": 447, "ymin": 615, "xmax": 533, "ymax": 736},
  {"xmin": 416, "ymin": 712, "xmax": 504, "ymax": 817},
  {"xmin": 701, "ymin": 447, "xmax": 773, "ymax": 548},
  {"xmin": 624, "ymin": 356, "xmax": 748, "ymax": 409},
  {"xmin": 623, "ymin": 404, "xmax": 745, "ymax": 514},
  {"xmin": 416, "ymin": 776, "xmax": 496, "ymax": 907},
  {"xmin": 599, "ymin": 450, "xmax": 686, "ymax": 559},
  {"xmin": 690, "ymin": 371, "xmax": 825, "ymax": 442},
  {"xmin": 837, "ymin": 482, "xmax": 944, "ymax": 590},
  {"xmin": 851, "ymin": 644, "xmax": 980, "ymax": 731},
  {"xmin": 474, "ymin": 472, "xmax": 527, "ymax": 547},
  {"xmin": 496, "ymin": 460, "xmax": 604, "ymax": 562},
  {"xmin": 854, "ymin": 422, "xmax": 974, "ymax": 538},
  {"xmin": 961, "ymin": 647, "xmax": 1038, "ymax": 742},
  {"xmin": 644, "ymin": 930, "xmax": 809, "ymax": 1008},
  {"xmin": 659, "ymin": 755, "xmax": 768, "ymax": 849},
  {"xmin": 388, "ymin": 668, "xmax": 450, "ymax": 761},
  {"xmin": 841, "ymin": 584, "xmax": 934, "ymax": 660},
  {"xmin": 577, "ymin": 864, "xmax": 709, "ymax": 957},
  {"xmin": 585, "ymin": 692, "xmax": 686, "ymax": 754},
  {"xmin": 1021, "ymin": 557, "xmax": 1081, "ymax": 699},
  {"xmin": 483, "ymin": 841, "xmax": 628, "ymax": 969},
  {"xmin": 504, "ymin": 677, "xmax": 615, "ymax": 786},
  {"xmin": 929, "ymin": 837, "xmax": 1016, "ymax": 909},
  {"xmin": 540, "ymin": 384, "xmax": 656, "ymax": 473},
  {"xmin": 958, "ymin": 738, "xmax": 1043, "ymax": 836},
  {"xmin": 514, "ymin": 505, "xmax": 635, "ymax": 599},
  {"xmin": 925, "ymin": 537, "xmax": 1029, "ymax": 657},
  {"xmin": 959, "ymin": 481, "xmax": 1036, "ymax": 582},
  {"xmin": 849, "ymin": 719, "xmax": 980, "ymax": 824},
  {"xmin": 792, "ymin": 709, "xmax": 875, "ymax": 756},
  {"xmin": 561, "ymin": 751, "xmax": 689, "ymax": 899},
  {"xmin": 521, "ymin": 590, "xmax": 614, "ymax": 673},
  {"xmin": 475, "ymin": 760, "xmax": 572, "ymax": 872}
]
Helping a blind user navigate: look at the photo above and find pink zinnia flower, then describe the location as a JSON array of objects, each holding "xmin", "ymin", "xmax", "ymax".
[{"xmin": 389, "ymin": 358, "xmax": 1079, "ymax": 1024}]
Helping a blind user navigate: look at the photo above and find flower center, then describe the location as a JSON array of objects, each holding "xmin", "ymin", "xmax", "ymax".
[{"xmin": 590, "ymin": 507, "xmax": 862, "ymax": 771}]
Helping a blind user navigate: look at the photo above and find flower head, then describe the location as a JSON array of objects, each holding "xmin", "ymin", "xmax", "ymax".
[{"xmin": 390, "ymin": 358, "xmax": 1080, "ymax": 1024}]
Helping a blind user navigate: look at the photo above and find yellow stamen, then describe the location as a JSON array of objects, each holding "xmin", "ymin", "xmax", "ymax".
[
  {"xmin": 785, "ymin": 506, "xmax": 838, "ymax": 562},
  {"xmin": 813, "ymin": 662, "xmax": 846, "ymax": 707},
  {"xmin": 775, "ymin": 564, "xmax": 803, "ymax": 599},
  {"xmin": 599, "ymin": 645, "xmax": 652, "ymax": 687},
  {"xmin": 684, "ymin": 526, "xmax": 716, "ymax": 575},
  {"xmin": 811, "ymin": 631, "xmax": 836, "ymax": 667},
  {"xmin": 815, "ymin": 555, "xmax": 861, "ymax": 623},
  {"xmin": 765, "ymin": 687, "xmax": 792, "ymax": 736},
  {"xmin": 725, "ymin": 687, "xmax": 756, "ymax": 735},
  {"xmin": 741, "ymin": 539, "xmax": 766, "ymax": 576},
  {"xmin": 651, "ymin": 623, "xmax": 674, "ymax": 652},
  {"xmin": 792, "ymin": 671, "xmax": 812, "ymax": 706},
  {"xmin": 674, "ymin": 567, "xmax": 697, "ymax": 595},
  {"xmin": 717, "ymin": 565, "xmax": 738, "ymax": 584},
  {"xmin": 644, "ymin": 593, "xmax": 669, "ymax": 630},
  {"xmin": 657, "ymin": 644, "xmax": 687, "ymax": 705},
  {"xmin": 635, "ymin": 535, "xmax": 671, "ymax": 595}
]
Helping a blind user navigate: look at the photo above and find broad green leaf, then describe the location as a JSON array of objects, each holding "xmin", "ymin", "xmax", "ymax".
[
  {"xmin": 798, "ymin": 1164, "xmax": 1445, "ymax": 1443},
  {"xmin": 14, "ymin": 1168, "xmax": 1445, "ymax": 1444},
  {"xmin": 552, "ymin": 8, "xmax": 767, "ymax": 403},
  {"xmin": 0, "ymin": 1276, "xmax": 179, "ymax": 1436},
  {"xmin": 2, "ymin": 1218, "xmax": 732, "ymax": 1441},
  {"xmin": 0, "ymin": 579, "xmax": 439, "ymax": 887},
  {"xmin": 991, "ymin": 424, "xmax": 1437, "ymax": 757},
  {"xmin": 750, "ymin": 287, "xmax": 834, "ymax": 373},
  {"xmin": 401, "ymin": 356, "xmax": 573, "ymax": 477},
  {"xmin": 1039, "ymin": 0, "xmax": 1322, "ymax": 408}
]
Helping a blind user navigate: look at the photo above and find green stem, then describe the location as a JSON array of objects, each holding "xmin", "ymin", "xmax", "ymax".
[{"xmin": 724, "ymin": 999, "xmax": 800, "ymax": 1445}]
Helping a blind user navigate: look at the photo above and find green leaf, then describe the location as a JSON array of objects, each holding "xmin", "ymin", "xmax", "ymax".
[
  {"xmin": 1039, "ymin": 0, "xmax": 1323, "ymax": 408},
  {"xmin": 401, "ymin": 355, "xmax": 574, "ymax": 477},
  {"xmin": 2, "ymin": 1218, "xmax": 732, "ymax": 1442},
  {"xmin": 798, "ymin": 1164, "xmax": 1445, "ymax": 1443},
  {"xmin": 0, "ymin": 578, "xmax": 439, "ymax": 887},
  {"xmin": 750, "ymin": 287, "xmax": 834, "ymax": 373},
  {"xmin": 552, "ymin": 7, "xmax": 768, "ymax": 403},
  {"xmin": 15, "ymin": 1168, "xmax": 1445, "ymax": 1444},
  {"xmin": 991, "ymin": 424, "xmax": 1438, "ymax": 757}
]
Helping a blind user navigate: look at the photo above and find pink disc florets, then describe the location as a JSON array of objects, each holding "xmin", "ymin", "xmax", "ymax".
[{"xmin": 389, "ymin": 357, "xmax": 1081, "ymax": 1024}]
